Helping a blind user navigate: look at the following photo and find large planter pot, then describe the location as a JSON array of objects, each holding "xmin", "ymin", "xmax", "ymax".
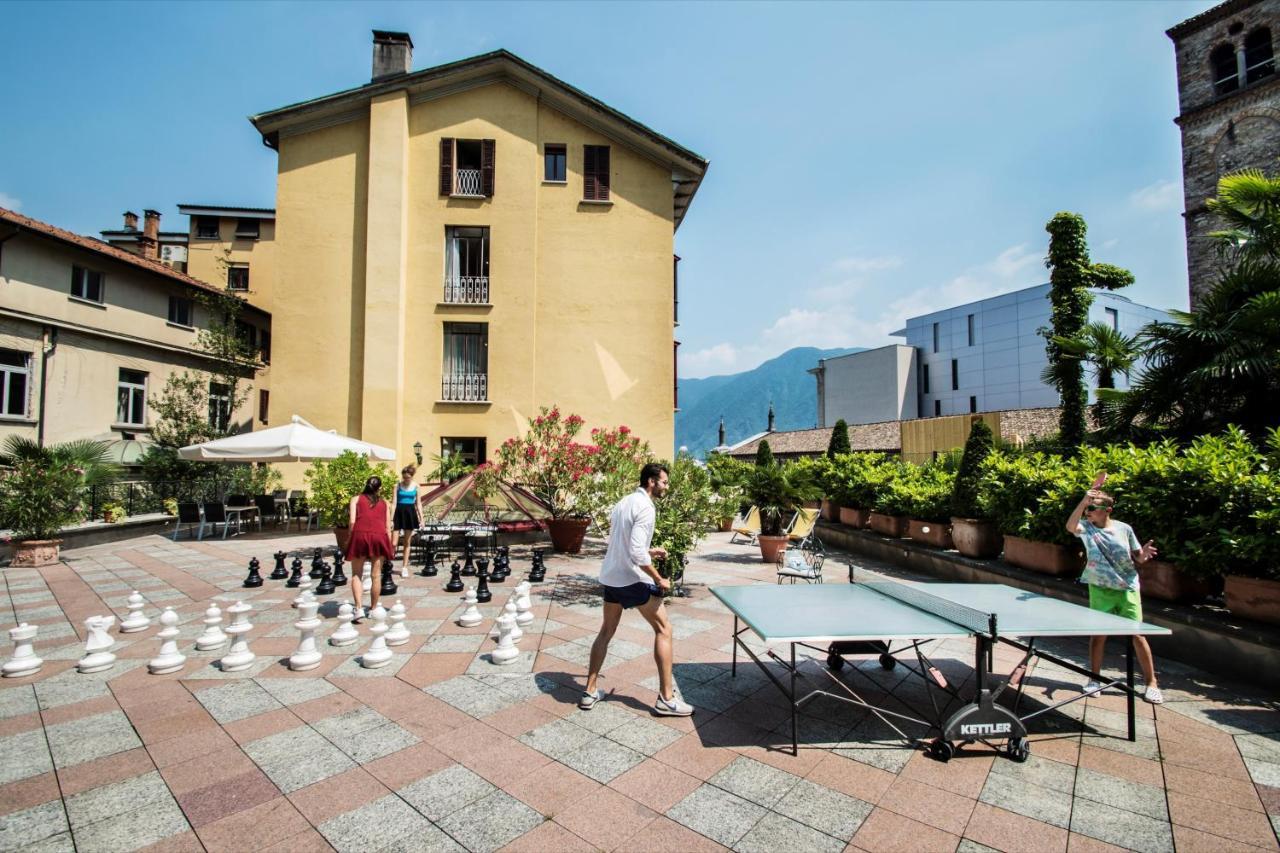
[
  {"xmin": 333, "ymin": 527, "xmax": 352, "ymax": 554},
  {"xmin": 839, "ymin": 507, "xmax": 869, "ymax": 528},
  {"xmin": 547, "ymin": 518, "xmax": 590, "ymax": 554},
  {"xmin": 802, "ymin": 500, "xmax": 821, "ymax": 510},
  {"xmin": 1003, "ymin": 536, "xmax": 1084, "ymax": 577},
  {"xmin": 868, "ymin": 512, "xmax": 909, "ymax": 538},
  {"xmin": 1137, "ymin": 560, "xmax": 1213, "ymax": 604},
  {"xmin": 758, "ymin": 534, "xmax": 788, "ymax": 564},
  {"xmin": 9, "ymin": 539, "xmax": 62, "ymax": 568},
  {"xmin": 820, "ymin": 499, "xmax": 837, "ymax": 522},
  {"xmin": 718, "ymin": 517, "xmax": 734, "ymax": 533},
  {"xmin": 950, "ymin": 518, "xmax": 1003, "ymax": 559},
  {"xmin": 1225, "ymin": 575, "xmax": 1280, "ymax": 625},
  {"xmin": 908, "ymin": 519, "xmax": 953, "ymax": 550}
]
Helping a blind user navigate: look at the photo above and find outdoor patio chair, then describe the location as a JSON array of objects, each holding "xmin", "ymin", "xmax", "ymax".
[
  {"xmin": 776, "ymin": 545, "xmax": 824, "ymax": 584},
  {"xmin": 227, "ymin": 494, "xmax": 250, "ymax": 508},
  {"xmin": 785, "ymin": 507, "xmax": 819, "ymax": 544},
  {"xmin": 172, "ymin": 502, "xmax": 203, "ymax": 541},
  {"xmin": 201, "ymin": 502, "xmax": 234, "ymax": 539},
  {"xmin": 288, "ymin": 496, "xmax": 320, "ymax": 532},
  {"xmin": 729, "ymin": 506, "xmax": 761, "ymax": 545},
  {"xmin": 253, "ymin": 495, "xmax": 281, "ymax": 528}
]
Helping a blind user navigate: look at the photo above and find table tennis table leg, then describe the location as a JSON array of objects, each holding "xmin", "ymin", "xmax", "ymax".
[
  {"xmin": 791, "ymin": 643, "xmax": 798, "ymax": 756},
  {"xmin": 732, "ymin": 617, "xmax": 738, "ymax": 677},
  {"xmin": 1126, "ymin": 636, "xmax": 1136, "ymax": 741}
]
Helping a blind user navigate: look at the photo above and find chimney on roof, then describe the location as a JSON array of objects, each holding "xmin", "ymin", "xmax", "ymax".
[
  {"xmin": 767, "ymin": 403, "xmax": 775, "ymax": 433},
  {"xmin": 372, "ymin": 31, "xmax": 413, "ymax": 81},
  {"xmin": 123, "ymin": 211, "xmax": 138, "ymax": 231},
  {"xmin": 139, "ymin": 209, "xmax": 160, "ymax": 259}
]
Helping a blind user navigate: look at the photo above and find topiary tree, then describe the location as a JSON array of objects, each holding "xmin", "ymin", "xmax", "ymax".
[
  {"xmin": 755, "ymin": 440, "xmax": 775, "ymax": 468},
  {"xmin": 1043, "ymin": 212, "xmax": 1134, "ymax": 454},
  {"xmin": 827, "ymin": 419, "xmax": 851, "ymax": 458},
  {"xmin": 950, "ymin": 419, "xmax": 994, "ymax": 519}
]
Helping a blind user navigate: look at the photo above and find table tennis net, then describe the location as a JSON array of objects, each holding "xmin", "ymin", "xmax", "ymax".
[{"xmin": 862, "ymin": 580, "xmax": 995, "ymax": 637}]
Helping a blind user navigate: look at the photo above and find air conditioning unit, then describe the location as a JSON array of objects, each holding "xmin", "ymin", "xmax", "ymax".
[{"xmin": 161, "ymin": 245, "xmax": 188, "ymax": 263}]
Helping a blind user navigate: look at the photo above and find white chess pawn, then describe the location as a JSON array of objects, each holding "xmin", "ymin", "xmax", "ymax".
[
  {"xmin": 514, "ymin": 583, "xmax": 534, "ymax": 627},
  {"xmin": 329, "ymin": 602, "xmax": 360, "ymax": 646},
  {"xmin": 458, "ymin": 587, "xmax": 483, "ymax": 628},
  {"xmin": 491, "ymin": 614, "xmax": 519, "ymax": 665},
  {"xmin": 293, "ymin": 573, "xmax": 313, "ymax": 608},
  {"xmin": 289, "ymin": 600, "xmax": 323, "ymax": 671},
  {"xmin": 220, "ymin": 601, "xmax": 255, "ymax": 672},
  {"xmin": 120, "ymin": 592, "xmax": 150, "ymax": 633},
  {"xmin": 194, "ymin": 604, "xmax": 227, "ymax": 651},
  {"xmin": 502, "ymin": 599, "xmax": 522, "ymax": 643},
  {"xmin": 77, "ymin": 615, "xmax": 117, "ymax": 673},
  {"xmin": 362, "ymin": 564, "xmax": 373, "ymax": 594},
  {"xmin": 147, "ymin": 608, "xmax": 186, "ymax": 675},
  {"xmin": 361, "ymin": 605, "xmax": 393, "ymax": 668},
  {"xmin": 385, "ymin": 600, "xmax": 410, "ymax": 646},
  {"xmin": 3, "ymin": 623, "xmax": 42, "ymax": 678}
]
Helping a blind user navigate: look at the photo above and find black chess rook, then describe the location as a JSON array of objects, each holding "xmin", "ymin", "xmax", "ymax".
[{"xmin": 270, "ymin": 551, "xmax": 289, "ymax": 580}]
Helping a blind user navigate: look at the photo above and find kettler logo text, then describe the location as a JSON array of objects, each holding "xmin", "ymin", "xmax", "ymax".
[{"xmin": 959, "ymin": 722, "xmax": 1013, "ymax": 736}]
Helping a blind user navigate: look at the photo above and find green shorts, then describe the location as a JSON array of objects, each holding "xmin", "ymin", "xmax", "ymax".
[{"xmin": 1088, "ymin": 585, "xmax": 1142, "ymax": 622}]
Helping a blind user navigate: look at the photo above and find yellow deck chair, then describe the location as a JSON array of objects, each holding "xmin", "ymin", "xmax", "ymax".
[
  {"xmin": 786, "ymin": 507, "xmax": 820, "ymax": 544},
  {"xmin": 729, "ymin": 506, "xmax": 761, "ymax": 544}
]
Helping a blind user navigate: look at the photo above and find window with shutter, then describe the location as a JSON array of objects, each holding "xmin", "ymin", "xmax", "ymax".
[
  {"xmin": 583, "ymin": 145, "xmax": 611, "ymax": 201},
  {"xmin": 440, "ymin": 137, "xmax": 454, "ymax": 195},
  {"xmin": 481, "ymin": 139, "xmax": 495, "ymax": 197}
]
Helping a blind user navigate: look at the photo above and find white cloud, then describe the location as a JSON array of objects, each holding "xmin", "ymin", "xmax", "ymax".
[
  {"xmin": 0, "ymin": 192, "xmax": 21, "ymax": 211},
  {"xmin": 830, "ymin": 255, "xmax": 902, "ymax": 274},
  {"xmin": 1130, "ymin": 179, "xmax": 1182, "ymax": 212}
]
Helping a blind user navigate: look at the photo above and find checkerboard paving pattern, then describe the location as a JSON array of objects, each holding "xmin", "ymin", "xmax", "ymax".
[{"xmin": 1, "ymin": 530, "xmax": 1279, "ymax": 852}]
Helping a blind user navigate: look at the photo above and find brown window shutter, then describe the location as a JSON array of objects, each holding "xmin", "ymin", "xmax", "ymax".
[
  {"xmin": 597, "ymin": 146, "xmax": 610, "ymax": 201},
  {"xmin": 439, "ymin": 137, "xmax": 454, "ymax": 196},
  {"xmin": 582, "ymin": 145, "xmax": 597, "ymax": 201},
  {"xmin": 481, "ymin": 139, "xmax": 495, "ymax": 197}
]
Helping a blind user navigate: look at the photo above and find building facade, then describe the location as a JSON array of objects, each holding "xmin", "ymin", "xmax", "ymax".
[
  {"xmin": 0, "ymin": 208, "xmax": 271, "ymax": 464},
  {"xmin": 1168, "ymin": 0, "xmax": 1279, "ymax": 307},
  {"xmin": 248, "ymin": 33, "xmax": 707, "ymax": 476},
  {"xmin": 809, "ymin": 345, "xmax": 918, "ymax": 427},
  {"xmin": 176, "ymin": 205, "xmax": 276, "ymax": 314}
]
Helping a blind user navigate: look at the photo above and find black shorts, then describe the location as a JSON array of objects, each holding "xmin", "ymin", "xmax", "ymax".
[
  {"xmin": 392, "ymin": 504, "xmax": 420, "ymax": 531},
  {"xmin": 602, "ymin": 581, "xmax": 659, "ymax": 609}
]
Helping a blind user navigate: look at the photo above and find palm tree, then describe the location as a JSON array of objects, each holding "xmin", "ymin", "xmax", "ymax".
[
  {"xmin": 0, "ymin": 437, "xmax": 118, "ymax": 488},
  {"xmin": 1047, "ymin": 322, "xmax": 1141, "ymax": 390}
]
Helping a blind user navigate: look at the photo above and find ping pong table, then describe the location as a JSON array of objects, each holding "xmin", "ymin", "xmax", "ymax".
[{"xmin": 713, "ymin": 580, "xmax": 1171, "ymax": 762}]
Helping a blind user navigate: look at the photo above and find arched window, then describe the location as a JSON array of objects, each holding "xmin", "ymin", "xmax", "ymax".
[
  {"xmin": 1212, "ymin": 43, "xmax": 1239, "ymax": 94},
  {"xmin": 1245, "ymin": 27, "xmax": 1275, "ymax": 84}
]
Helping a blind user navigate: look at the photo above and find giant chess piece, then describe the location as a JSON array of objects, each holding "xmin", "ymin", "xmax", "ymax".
[
  {"xmin": 77, "ymin": 615, "xmax": 117, "ymax": 673},
  {"xmin": 492, "ymin": 546, "xmax": 510, "ymax": 582},
  {"xmin": 490, "ymin": 614, "xmax": 519, "ymax": 665},
  {"xmin": 385, "ymin": 600, "xmax": 410, "ymax": 646},
  {"xmin": 331, "ymin": 552, "xmax": 347, "ymax": 586},
  {"xmin": 309, "ymin": 549, "xmax": 324, "ymax": 579},
  {"xmin": 501, "ymin": 599, "xmax": 522, "ymax": 643},
  {"xmin": 475, "ymin": 559, "xmax": 492, "ymax": 603},
  {"xmin": 380, "ymin": 560, "xmax": 398, "ymax": 596},
  {"xmin": 270, "ymin": 551, "xmax": 289, "ymax": 580},
  {"xmin": 195, "ymin": 604, "xmax": 228, "ymax": 651},
  {"xmin": 421, "ymin": 548, "xmax": 439, "ymax": 578},
  {"xmin": 220, "ymin": 601, "xmax": 255, "ymax": 672},
  {"xmin": 515, "ymin": 582, "xmax": 534, "ymax": 628},
  {"xmin": 147, "ymin": 608, "xmax": 186, "ymax": 675},
  {"xmin": 288, "ymin": 600, "xmax": 323, "ymax": 671},
  {"xmin": 462, "ymin": 539, "xmax": 476, "ymax": 576},
  {"xmin": 529, "ymin": 549, "xmax": 546, "ymax": 583},
  {"xmin": 445, "ymin": 560, "xmax": 464, "ymax": 593},
  {"xmin": 329, "ymin": 602, "xmax": 359, "ymax": 646},
  {"xmin": 361, "ymin": 605, "xmax": 393, "ymax": 668},
  {"xmin": 483, "ymin": 556, "xmax": 503, "ymax": 585},
  {"xmin": 458, "ymin": 587, "xmax": 483, "ymax": 627},
  {"xmin": 315, "ymin": 561, "xmax": 336, "ymax": 596},
  {"xmin": 293, "ymin": 572, "xmax": 313, "ymax": 609},
  {"xmin": 120, "ymin": 591, "xmax": 150, "ymax": 633},
  {"xmin": 362, "ymin": 563, "xmax": 373, "ymax": 594},
  {"xmin": 286, "ymin": 557, "xmax": 303, "ymax": 588},
  {"xmin": 243, "ymin": 557, "xmax": 263, "ymax": 588},
  {"xmin": 3, "ymin": 623, "xmax": 42, "ymax": 678}
]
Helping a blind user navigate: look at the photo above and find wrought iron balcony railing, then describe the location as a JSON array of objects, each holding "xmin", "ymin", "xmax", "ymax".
[
  {"xmin": 454, "ymin": 169, "xmax": 482, "ymax": 196},
  {"xmin": 443, "ymin": 275, "xmax": 489, "ymax": 304},
  {"xmin": 441, "ymin": 372, "xmax": 488, "ymax": 402}
]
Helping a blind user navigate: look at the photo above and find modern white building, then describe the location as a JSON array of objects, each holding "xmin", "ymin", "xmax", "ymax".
[{"xmin": 812, "ymin": 283, "xmax": 1171, "ymax": 426}]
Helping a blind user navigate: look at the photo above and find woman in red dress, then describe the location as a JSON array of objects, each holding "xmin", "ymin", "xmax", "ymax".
[{"xmin": 346, "ymin": 476, "xmax": 394, "ymax": 621}]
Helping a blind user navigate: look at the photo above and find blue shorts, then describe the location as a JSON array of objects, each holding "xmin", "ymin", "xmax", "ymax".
[{"xmin": 602, "ymin": 581, "xmax": 659, "ymax": 609}]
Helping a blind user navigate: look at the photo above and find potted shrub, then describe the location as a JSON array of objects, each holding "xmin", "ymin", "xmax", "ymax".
[
  {"xmin": 980, "ymin": 451, "xmax": 1084, "ymax": 576},
  {"xmin": 101, "ymin": 502, "xmax": 126, "ymax": 524},
  {"xmin": 835, "ymin": 452, "xmax": 892, "ymax": 528},
  {"xmin": 950, "ymin": 419, "xmax": 1002, "ymax": 558},
  {"xmin": 162, "ymin": 497, "xmax": 179, "ymax": 517},
  {"xmin": 0, "ymin": 438, "xmax": 116, "ymax": 568},
  {"xmin": 786, "ymin": 455, "xmax": 828, "ymax": 510},
  {"xmin": 869, "ymin": 463, "xmax": 913, "ymax": 538},
  {"xmin": 746, "ymin": 462, "xmax": 800, "ymax": 563},
  {"xmin": 823, "ymin": 421, "xmax": 851, "ymax": 519},
  {"xmin": 904, "ymin": 461, "xmax": 955, "ymax": 549},
  {"xmin": 706, "ymin": 453, "xmax": 751, "ymax": 531},
  {"xmin": 304, "ymin": 451, "xmax": 395, "ymax": 552},
  {"xmin": 652, "ymin": 454, "xmax": 718, "ymax": 594}
]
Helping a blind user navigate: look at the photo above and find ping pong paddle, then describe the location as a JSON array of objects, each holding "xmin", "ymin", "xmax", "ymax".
[{"xmin": 1091, "ymin": 472, "xmax": 1107, "ymax": 490}]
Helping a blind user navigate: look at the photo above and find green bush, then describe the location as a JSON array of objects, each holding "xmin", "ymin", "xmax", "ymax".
[
  {"xmin": 746, "ymin": 463, "xmax": 800, "ymax": 536},
  {"xmin": 827, "ymin": 420, "xmax": 851, "ymax": 458},
  {"xmin": 652, "ymin": 453, "xmax": 718, "ymax": 566},
  {"xmin": 951, "ymin": 419, "xmax": 995, "ymax": 519},
  {"xmin": 829, "ymin": 452, "xmax": 895, "ymax": 509},
  {"xmin": 755, "ymin": 440, "xmax": 775, "ymax": 468},
  {"xmin": 784, "ymin": 455, "xmax": 830, "ymax": 503},
  {"xmin": 898, "ymin": 461, "xmax": 957, "ymax": 522},
  {"xmin": 706, "ymin": 452, "xmax": 751, "ymax": 517},
  {"xmin": 304, "ymin": 452, "xmax": 395, "ymax": 528},
  {"xmin": 978, "ymin": 451, "xmax": 1081, "ymax": 546}
]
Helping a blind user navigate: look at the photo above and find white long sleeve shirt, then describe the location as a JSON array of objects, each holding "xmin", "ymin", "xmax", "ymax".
[{"xmin": 599, "ymin": 488, "xmax": 656, "ymax": 587}]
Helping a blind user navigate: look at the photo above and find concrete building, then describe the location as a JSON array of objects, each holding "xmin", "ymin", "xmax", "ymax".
[
  {"xmin": 809, "ymin": 345, "xmax": 917, "ymax": 427},
  {"xmin": 1168, "ymin": 0, "xmax": 1279, "ymax": 307},
  {"xmin": 0, "ymin": 207, "xmax": 271, "ymax": 464},
  {"xmin": 100, "ymin": 210, "xmax": 189, "ymax": 272},
  {"xmin": 247, "ymin": 32, "xmax": 707, "ymax": 478}
]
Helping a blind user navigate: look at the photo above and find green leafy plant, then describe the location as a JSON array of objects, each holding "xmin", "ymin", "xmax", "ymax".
[
  {"xmin": 101, "ymin": 501, "xmax": 126, "ymax": 523},
  {"xmin": 706, "ymin": 453, "xmax": 751, "ymax": 516},
  {"xmin": 427, "ymin": 453, "xmax": 473, "ymax": 484},
  {"xmin": 303, "ymin": 451, "xmax": 394, "ymax": 528},
  {"xmin": 827, "ymin": 419, "xmax": 851, "ymax": 458},
  {"xmin": 783, "ymin": 455, "xmax": 830, "ymax": 503},
  {"xmin": 652, "ymin": 453, "xmax": 718, "ymax": 571},
  {"xmin": 0, "ymin": 438, "xmax": 117, "ymax": 540},
  {"xmin": 951, "ymin": 419, "xmax": 995, "ymax": 519},
  {"xmin": 481, "ymin": 406, "xmax": 597, "ymax": 520},
  {"xmin": 896, "ymin": 461, "xmax": 956, "ymax": 522},
  {"xmin": 978, "ymin": 450, "xmax": 1081, "ymax": 546},
  {"xmin": 162, "ymin": 497, "xmax": 179, "ymax": 516},
  {"xmin": 755, "ymin": 440, "xmax": 775, "ymax": 468},
  {"xmin": 829, "ymin": 452, "xmax": 895, "ymax": 509},
  {"xmin": 746, "ymin": 462, "xmax": 800, "ymax": 536},
  {"xmin": 578, "ymin": 425, "xmax": 653, "ymax": 535}
]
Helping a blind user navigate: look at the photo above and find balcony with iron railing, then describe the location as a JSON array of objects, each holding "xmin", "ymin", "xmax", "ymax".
[
  {"xmin": 454, "ymin": 169, "xmax": 483, "ymax": 197},
  {"xmin": 441, "ymin": 372, "xmax": 488, "ymax": 402},
  {"xmin": 443, "ymin": 275, "xmax": 489, "ymax": 304}
]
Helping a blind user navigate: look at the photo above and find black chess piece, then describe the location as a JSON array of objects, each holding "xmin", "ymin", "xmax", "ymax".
[
  {"xmin": 529, "ymin": 549, "xmax": 546, "ymax": 582},
  {"xmin": 380, "ymin": 561, "xmax": 398, "ymax": 596},
  {"xmin": 286, "ymin": 557, "xmax": 303, "ymax": 587},
  {"xmin": 444, "ymin": 559, "xmax": 464, "ymax": 592},
  {"xmin": 243, "ymin": 557, "xmax": 263, "ymax": 588},
  {"xmin": 331, "ymin": 552, "xmax": 347, "ymax": 586},
  {"xmin": 487, "ymin": 553, "xmax": 505, "ymax": 583},
  {"xmin": 315, "ymin": 561, "xmax": 335, "ymax": 595},
  {"xmin": 461, "ymin": 539, "xmax": 476, "ymax": 576},
  {"xmin": 309, "ymin": 548, "xmax": 324, "ymax": 579},
  {"xmin": 421, "ymin": 548, "xmax": 439, "ymax": 577},
  {"xmin": 475, "ymin": 558, "xmax": 492, "ymax": 603},
  {"xmin": 270, "ymin": 551, "xmax": 289, "ymax": 580}
]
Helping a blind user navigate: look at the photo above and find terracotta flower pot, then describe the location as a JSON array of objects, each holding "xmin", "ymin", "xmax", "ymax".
[
  {"xmin": 1003, "ymin": 536, "xmax": 1084, "ymax": 577},
  {"xmin": 950, "ymin": 518, "xmax": 1003, "ymax": 559},
  {"xmin": 868, "ymin": 512, "xmax": 909, "ymax": 538},
  {"xmin": 1225, "ymin": 575, "xmax": 1280, "ymax": 624},
  {"xmin": 839, "ymin": 507, "xmax": 869, "ymax": 528},
  {"xmin": 758, "ymin": 534, "xmax": 788, "ymax": 563},
  {"xmin": 547, "ymin": 517, "xmax": 590, "ymax": 554},
  {"xmin": 1137, "ymin": 560, "xmax": 1212, "ymax": 604},
  {"xmin": 718, "ymin": 517, "xmax": 734, "ymax": 533},
  {"xmin": 10, "ymin": 539, "xmax": 62, "ymax": 568},
  {"xmin": 908, "ymin": 519, "xmax": 953, "ymax": 550},
  {"xmin": 820, "ymin": 499, "xmax": 837, "ymax": 522}
]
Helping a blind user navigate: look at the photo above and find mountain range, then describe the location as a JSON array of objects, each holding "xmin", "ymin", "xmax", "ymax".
[{"xmin": 675, "ymin": 346, "xmax": 864, "ymax": 458}]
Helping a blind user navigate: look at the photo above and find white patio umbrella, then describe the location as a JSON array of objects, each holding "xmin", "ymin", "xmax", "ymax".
[{"xmin": 178, "ymin": 415, "xmax": 396, "ymax": 463}]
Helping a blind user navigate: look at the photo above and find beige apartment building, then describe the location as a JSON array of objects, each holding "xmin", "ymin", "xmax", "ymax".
[{"xmin": 0, "ymin": 206, "xmax": 271, "ymax": 464}]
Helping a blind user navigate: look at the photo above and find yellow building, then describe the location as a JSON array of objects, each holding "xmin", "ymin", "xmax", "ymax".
[
  {"xmin": 176, "ymin": 205, "xmax": 277, "ymax": 314},
  {"xmin": 249, "ymin": 33, "xmax": 707, "ymax": 477}
]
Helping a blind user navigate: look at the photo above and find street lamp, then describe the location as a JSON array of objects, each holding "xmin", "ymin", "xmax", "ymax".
[{"xmin": 412, "ymin": 441, "xmax": 423, "ymax": 466}]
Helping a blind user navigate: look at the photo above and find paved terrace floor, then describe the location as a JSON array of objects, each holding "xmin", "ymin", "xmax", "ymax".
[{"xmin": 1, "ymin": 530, "xmax": 1278, "ymax": 853}]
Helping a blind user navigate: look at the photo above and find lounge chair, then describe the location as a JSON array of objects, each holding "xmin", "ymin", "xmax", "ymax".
[
  {"xmin": 729, "ymin": 506, "xmax": 761, "ymax": 545},
  {"xmin": 785, "ymin": 507, "xmax": 819, "ymax": 545}
]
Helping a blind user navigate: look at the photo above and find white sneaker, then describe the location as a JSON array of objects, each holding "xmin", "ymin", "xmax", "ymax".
[
  {"xmin": 579, "ymin": 688, "xmax": 603, "ymax": 710},
  {"xmin": 400, "ymin": 564, "xmax": 408, "ymax": 578},
  {"xmin": 1144, "ymin": 685, "xmax": 1164, "ymax": 705},
  {"xmin": 1083, "ymin": 680, "xmax": 1104, "ymax": 695},
  {"xmin": 653, "ymin": 694, "xmax": 694, "ymax": 717}
]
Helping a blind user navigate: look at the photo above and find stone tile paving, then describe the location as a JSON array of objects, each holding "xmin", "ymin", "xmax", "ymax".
[{"xmin": 0, "ymin": 528, "xmax": 1278, "ymax": 851}]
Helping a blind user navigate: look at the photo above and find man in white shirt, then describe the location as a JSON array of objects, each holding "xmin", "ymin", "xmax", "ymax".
[{"xmin": 580, "ymin": 462, "xmax": 694, "ymax": 716}]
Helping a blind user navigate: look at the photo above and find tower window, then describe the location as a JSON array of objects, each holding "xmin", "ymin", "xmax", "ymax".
[
  {"xmin": 1246, "ymin": 28, "xmax": 1275, "ymax": 84},
  {"xmin": 1212, "ymin": 43, "xmax": 1239, "ymax": 94}
]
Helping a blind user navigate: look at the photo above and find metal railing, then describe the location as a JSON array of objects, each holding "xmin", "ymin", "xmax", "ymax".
[
  {"xmin": 443, "ymin": 275, "xmax": 489, "ymax": 304},
  {"xmin": 441, "ymin": 373, "xmax": 488, "ymax": 402},
  {"xmin": 454, "ymin": 168, "xmax": 482, "ymax": 196},
  {"xmin": 83, "ymin": 479, "xmax": 240, "ymax": 520}
]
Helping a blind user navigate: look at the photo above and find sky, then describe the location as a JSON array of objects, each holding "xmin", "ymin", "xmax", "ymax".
[{"xmin": 1, "ymin": 0, "xmax": 1211, "ymax": 378}]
